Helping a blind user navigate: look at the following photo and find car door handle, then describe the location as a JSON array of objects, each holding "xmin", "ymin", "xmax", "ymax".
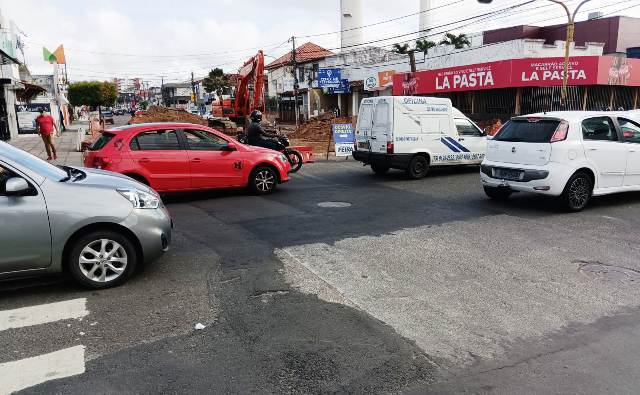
[
  {"xmin": 191, "ymin": 158, "xmax": 203, "ymax": 163},
  {"xmin": 370, "ymin": 136, "xmax": 377, "ymax": 140},
  {"xmin": 459, "ymin": 138, "xmax": 465, "ymax": 141},
  {"xmin": 138, "ymin": 158, "xmax": 150, "ymax": 163},
  {"xmin": 588, "ymin": 148, "xmax": 597, "ymax": 151},
  {"xmin": 630, "ymin": 149, "xmax": 637, "ymax": 153}
]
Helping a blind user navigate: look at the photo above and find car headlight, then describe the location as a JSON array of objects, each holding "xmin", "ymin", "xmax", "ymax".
[{"xmin": 117, "ymin": 189, "xmax": 160, "ymax": 209}]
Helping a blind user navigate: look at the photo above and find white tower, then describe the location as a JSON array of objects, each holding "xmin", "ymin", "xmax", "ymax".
[
  {"xmin": 419, "ymin": 0, "xmax": 432, "ymax": 35},
  {"xmin": 341, "ymin": 0, "xmax": 363, "ymax": 51}
]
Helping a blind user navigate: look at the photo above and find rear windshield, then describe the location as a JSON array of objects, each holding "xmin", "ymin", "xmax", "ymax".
[
  {"xmin": 494, "ymin": 119, "xmax": 561, "ymax": 143},
  {"xmin": 90, "ymin": 133, "xmax": 115, "ymax": 151}
]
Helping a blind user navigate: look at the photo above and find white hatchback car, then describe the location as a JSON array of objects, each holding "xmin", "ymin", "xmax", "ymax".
[{"xmin": 480, "ymin": 111, "xmax": 640, "ymax": 211}]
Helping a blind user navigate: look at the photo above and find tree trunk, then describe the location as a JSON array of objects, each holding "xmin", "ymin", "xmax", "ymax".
[{"xmin": 409, "ymin": 52, "xmax": 417, "ymax": 73}]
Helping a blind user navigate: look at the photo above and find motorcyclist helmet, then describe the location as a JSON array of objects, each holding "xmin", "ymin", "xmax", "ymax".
[{"xmin": 250, "ymin": 110, "xmax": 263, "ymax": 123}]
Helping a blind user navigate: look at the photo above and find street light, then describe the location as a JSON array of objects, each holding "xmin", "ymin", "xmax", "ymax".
[{"xmin": 478, "ymin": 0, "xmax": 592, "ymax": 106}]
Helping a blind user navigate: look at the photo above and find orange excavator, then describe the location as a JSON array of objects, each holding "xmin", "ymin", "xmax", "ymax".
[{"xmin": 209, "ymin": 51, "xmax": 265, "ymax": 134}]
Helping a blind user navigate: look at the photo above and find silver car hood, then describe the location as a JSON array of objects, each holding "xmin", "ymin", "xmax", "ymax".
[{"xmin": 72, "ymin": 167, "xmax": 154, "ymax": 193}]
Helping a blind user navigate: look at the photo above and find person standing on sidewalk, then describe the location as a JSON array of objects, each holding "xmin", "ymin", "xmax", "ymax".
[{"xmin": 35, "ymin": 109, "xmax": 58, "ymax": 160}]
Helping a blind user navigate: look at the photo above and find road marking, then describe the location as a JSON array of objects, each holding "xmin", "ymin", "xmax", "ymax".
[
  {"xmin": 0, "ymin": 346, "xmax": 85, "ymax": 395},
  {"xmin": 0, "ymin": 298, "xmax": 88, "ymax": 332}
]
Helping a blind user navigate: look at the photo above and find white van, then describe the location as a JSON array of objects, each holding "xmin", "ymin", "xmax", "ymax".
[{"xmin": 352, "ymin": 96, "xmax": 487, "ymax": 179}]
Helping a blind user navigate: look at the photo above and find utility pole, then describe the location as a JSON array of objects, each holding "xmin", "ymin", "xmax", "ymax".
[
  {"xmin": 290, "ymin": 36, "xmax": 299, "ymax": 130},
  {"xmin": 191, "ymin": 71, "xmax": 197, "ymax": 109},
  {"xmin": 160, "ymin": 75, "xmax": 166, "ymax": 107}
]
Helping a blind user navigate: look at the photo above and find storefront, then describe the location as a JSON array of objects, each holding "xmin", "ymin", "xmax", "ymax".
[{"xmin": 392, "ymin": 55, "xmax": 640, "ymax": 121}]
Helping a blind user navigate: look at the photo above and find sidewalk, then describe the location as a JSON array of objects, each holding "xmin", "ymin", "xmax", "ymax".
[{"xmin": 8, "ymin": 121, "xmax": 88, "ymax": 167}]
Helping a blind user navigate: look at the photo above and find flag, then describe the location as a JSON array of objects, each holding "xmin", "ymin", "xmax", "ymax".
[
  {"xmin": 53, "ymin": 45, "xmax": 66, "ymax": 64},
  {"xmin": 42, "ymin": 45, "xmax": 66, "ymax": 64},
  {"xmin": 43, "ymin": 47, "xmax": 55, "ymax": 63}
]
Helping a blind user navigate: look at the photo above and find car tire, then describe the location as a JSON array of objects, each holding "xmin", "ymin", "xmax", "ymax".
[
  {"xmin": 371, "ymin": 163, "xmax": 390, "ymax": 175},
  {"xmin": 561, "ymin": 171, "xmax": 593, "ymax": 212},
  {"xmin": 249, "ymin": 166, "xmax": 278, "ymax": 195},
  {"xmin": 484, "ymin": 186, "xmax": 512, "ymax": 200},
  {"xmin": 67, "ymin": 230, "xmax": 138, "ymax": 289},
  {"xmin": 406, "ymin": 155, "xmax": 429, "ymax": 180}
]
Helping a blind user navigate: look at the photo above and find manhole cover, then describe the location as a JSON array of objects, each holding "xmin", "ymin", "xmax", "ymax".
[
  {"xmin": 577, "ymin": 261, "xmax": 640, "ymax": 284},
  {"xmin": 317, "ymin": 201, "xmax": 352, "ymax": 208}
]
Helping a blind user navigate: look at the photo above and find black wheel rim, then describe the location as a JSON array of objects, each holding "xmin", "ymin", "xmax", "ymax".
[
  {"xmin": 414, "ymin": 159, "xmax": 426, "ymax": 175},
  {"xmin": 569, "ymin": 177, "xmax": 590, "ymax": 209}
]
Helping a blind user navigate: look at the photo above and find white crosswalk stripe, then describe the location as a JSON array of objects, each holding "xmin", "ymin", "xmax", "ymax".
[
  {"xmin": 0, "ymin": 298, "xmax": 89, "ymax": 394},
  {"xmin": 0, "ymin": 298, "xmax": 88, "ymax": 332}
]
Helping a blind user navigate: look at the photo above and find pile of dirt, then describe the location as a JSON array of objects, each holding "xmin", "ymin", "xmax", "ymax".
[
  {"xmin": 129, "ymin": 106, "xmax": 207, "ymax": 126},
  {"xmin": 290, "ymin": 113, "xmax": 353, "ymax": 141}
]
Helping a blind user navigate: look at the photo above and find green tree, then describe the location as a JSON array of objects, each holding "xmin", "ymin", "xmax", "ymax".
[
  {"xmin": 439, "ymin": 33, "xmax": 471, "ymax": 49},
  {"xmin": 203, "ymin": 68, "xmax": 231, "ymax": 97},
  {"xmin": 415, "ymin": 39, "xmax": 437, "ymax": 59},
  {"xmin": 68, "ymin": 81, "xmax": 118, "ymax": 117},
  {"xmin": 392, "ymin": 43, "xmax": 417, "ymax": 73}
]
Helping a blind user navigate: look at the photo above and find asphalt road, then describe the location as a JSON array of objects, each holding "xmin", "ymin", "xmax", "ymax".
[{"xmin": 2, "ymin": 161, "xmax": 640, "ymax": 394}]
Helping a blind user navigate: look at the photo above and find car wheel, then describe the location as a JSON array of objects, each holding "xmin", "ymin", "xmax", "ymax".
[
  {"xmin": 68, "ymin": 230, "xmax": 138, "ymax": 289},
  {"xmin": 371, "ymin": 163, "xmax": 390, "ymax": 175},
  {"xmin": 286, "ymin": 149, "xmax": 303, "ymax": 173},
  {"xmin": 484, "ymin": 186, "xmax": 512, "ymax": 200},
  {"xmin": 249, "ymin": 166, "xmax": 277, "ymax": 195},
  {"xmin": 561, "ymin": 172, "xmax": 592, "ymax": 212},
  {"xmin": 406, "ymin": 155, "xmax": 429, "ymax": 180}
]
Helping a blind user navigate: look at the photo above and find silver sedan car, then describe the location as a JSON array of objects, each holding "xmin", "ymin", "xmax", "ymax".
[{"xmin": 0, "ymin": 141, "xmax": 172, "ymax": 289}]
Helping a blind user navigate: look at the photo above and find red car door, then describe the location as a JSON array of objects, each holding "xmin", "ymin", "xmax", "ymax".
[
  {"xmin": 127, "ymin": 129, "xmax": 190, "ymax": 191},
  {"xmin": 181, "ymin": 129, "xmax": 244, "ymax": 189}
]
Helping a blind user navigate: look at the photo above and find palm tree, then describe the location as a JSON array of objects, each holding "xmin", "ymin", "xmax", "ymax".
[
  {"xmin": 439, "ymin": 33, "xmax": 471, "ymax": 49},
  {"xmin": 415, "ymin": 39, "xmax": 437, "ymax": 60},
  {"xmin": 392, "ymin": 43, "xmax": 417, "ymax": 73}
]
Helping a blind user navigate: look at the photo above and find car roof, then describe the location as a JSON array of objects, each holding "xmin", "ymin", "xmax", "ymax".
[
  {"xmin": 104, "ymin": 122, "xmax": 210, "ymax": 133},
  {"xmin": 515, "ymin": 111, "xmax": 625, "ymax": 122}
]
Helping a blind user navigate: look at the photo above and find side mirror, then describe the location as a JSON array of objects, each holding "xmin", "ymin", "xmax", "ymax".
[
  {"xmin": 5, "ymin": 177, "xmax": 30, "ymax": 196},
  {"xmin": 225, "ymin": 142, "xmax": 238, "ymax": 152}
]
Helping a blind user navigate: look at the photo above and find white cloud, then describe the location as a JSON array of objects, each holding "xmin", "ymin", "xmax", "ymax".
[{"xmin": 3, "ymin": 0, "xmax": 639, "ymax": 85}]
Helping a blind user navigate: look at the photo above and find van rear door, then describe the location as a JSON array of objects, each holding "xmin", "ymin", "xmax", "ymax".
[
  {"xmin": 370, "ymin": 99, "xmax": 391, "ymax": 154},
  {"xmin": 355, "ymin": 100, "xmax": 374, "ymax": 151}
]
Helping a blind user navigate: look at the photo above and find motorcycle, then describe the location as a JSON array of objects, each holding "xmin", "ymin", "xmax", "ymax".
[{"xmin": 236, "ymin": 132, "xmax": 303, "ymax": 173}]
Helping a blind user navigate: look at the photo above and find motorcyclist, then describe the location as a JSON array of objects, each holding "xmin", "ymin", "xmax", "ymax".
[{"xmin": 246, "ymin": 110, "xmax": 283, "ymax": 151}]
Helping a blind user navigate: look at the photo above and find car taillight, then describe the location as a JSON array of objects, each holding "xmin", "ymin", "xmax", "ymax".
[
  {"xmin": 387, "ymin": 141, "xmax": 394, "ymax": 154},
  {"xmin": 93, "ymin": 156, "xmax": 111, "ymax": 169},
  {"xmin": 550, "ymin": 121, "xmax": 569, "ymax": 143}
]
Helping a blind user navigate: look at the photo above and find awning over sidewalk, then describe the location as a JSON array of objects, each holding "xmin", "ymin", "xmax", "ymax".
[{"xmin": 16, "ymin": 82, "xmax": 46, "ymax": 102}]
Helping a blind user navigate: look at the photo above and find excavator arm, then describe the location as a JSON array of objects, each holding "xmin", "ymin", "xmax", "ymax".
[{"xmin": 234, "ymin": 50, "xmax": 265, "ymax": 118}]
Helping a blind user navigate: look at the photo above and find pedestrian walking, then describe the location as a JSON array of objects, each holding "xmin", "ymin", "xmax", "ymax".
[{"xmin": 35, "ymin": 109, "xmax": 59, "ymax": 160}]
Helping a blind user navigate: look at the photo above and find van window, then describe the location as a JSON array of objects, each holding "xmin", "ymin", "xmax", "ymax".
[
  {"xmin": 359, "ymin": 105, "xmax": 373, "ymax": 129},
  {"xmin": 373, "ymin": 102, "xmax": 389, "ymax": 127},
  {"xmin": 455, "ymin": 119, "xmax": 483, "ymax": 136}
]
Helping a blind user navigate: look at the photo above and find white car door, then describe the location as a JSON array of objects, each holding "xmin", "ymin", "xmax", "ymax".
[
  {"xmin": 370, "ymin": 99, "xmax": 391, "ymax": 154},
  {"xmin": 581, "ymin": 116, "xmax": 627, "ymax": 189},
  {"xmin": 616, "ymin": 117, "xmax": 640, "ymax": 186}
]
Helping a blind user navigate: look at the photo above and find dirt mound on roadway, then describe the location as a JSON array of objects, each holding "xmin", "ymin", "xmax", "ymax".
[
  {"xmin": 129, "ymin": 106, "xmax": 207, "ymax": 126},
  {"xmin": 290, "ymin": 113, "xmax": 353, "ymax": 140}
]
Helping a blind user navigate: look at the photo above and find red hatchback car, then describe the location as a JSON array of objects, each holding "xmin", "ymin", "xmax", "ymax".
[{"xmin": 83, "ymin": 123, "xmax": 291, "ymax": 194}]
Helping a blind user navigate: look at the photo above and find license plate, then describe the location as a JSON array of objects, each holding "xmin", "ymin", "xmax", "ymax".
[
  {"xmin": 358, "ymin": 141, "xmax": 370, "ymax": 150},
  {"xmin": 493, "ymin": 168, "xmax": 522, "ymax": 181}
]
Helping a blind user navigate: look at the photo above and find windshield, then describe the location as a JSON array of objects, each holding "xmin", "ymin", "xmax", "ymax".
[
  {"xmin": 0, "ymin": 142, "xmax": 68, "ymax": 181},
  {"xmin": 494, "ymin": 119, "xmax": 561, "ymax": 143}
]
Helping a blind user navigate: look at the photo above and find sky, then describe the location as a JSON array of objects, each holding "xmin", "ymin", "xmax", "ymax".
[{"xmin": 4, "ymin": 0, "xmax": 640, "ymax": 86}]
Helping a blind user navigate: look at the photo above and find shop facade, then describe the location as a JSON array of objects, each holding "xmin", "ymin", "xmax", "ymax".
[{"xmin": 392, "ymin": 55, "xmax": 640, "ymax": 122}]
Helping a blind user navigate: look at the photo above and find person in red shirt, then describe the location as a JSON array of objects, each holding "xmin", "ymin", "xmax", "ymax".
[{"xmin": 35, "ymin": 109, "xmax": 59, "ymax": 160}]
